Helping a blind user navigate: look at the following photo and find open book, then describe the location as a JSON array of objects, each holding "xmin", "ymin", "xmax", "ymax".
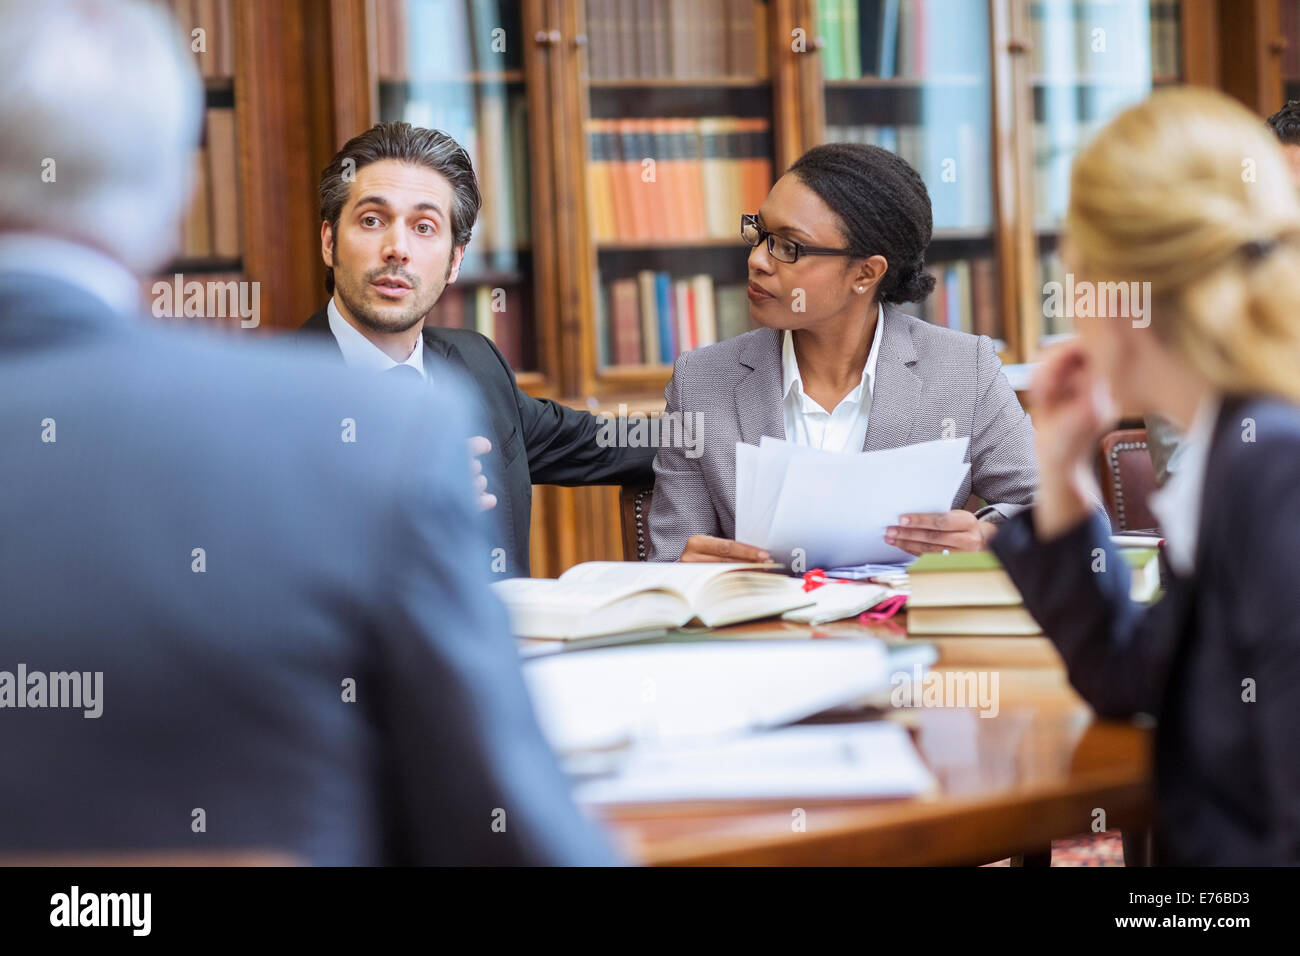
[{"xmin": 493, "ymin": 562, "xmax": 813, "ymax": 640}]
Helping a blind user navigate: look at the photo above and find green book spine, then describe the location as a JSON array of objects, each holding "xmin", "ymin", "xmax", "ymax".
[
  {"xmin": 842, "ymin": 0, "xmax": 861, "ymax": 77},
  {"xmin": 819, "ymin": 0, "xmax": 844, "ymax": 80}
]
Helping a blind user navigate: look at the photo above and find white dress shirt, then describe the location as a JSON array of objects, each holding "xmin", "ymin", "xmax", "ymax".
[
  {"xmin": 781, "ymin": 302, "xmax": 884, "ymax": 453},
  {"xmin": 327, "ymin": 297, "xmax": 426, "ymax": 379},
  {"xmin": 0, "ymin": 233, "xmax": 141, "ymax": 316},
  {"xmin": 1148, "ymin": 395, "xmax": 1221, "ymax": 576}
]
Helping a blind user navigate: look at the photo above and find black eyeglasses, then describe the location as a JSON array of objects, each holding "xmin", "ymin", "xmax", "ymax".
[{"xmin": 740, "ymin": 214, "xmax": 854, "ymax": 264}]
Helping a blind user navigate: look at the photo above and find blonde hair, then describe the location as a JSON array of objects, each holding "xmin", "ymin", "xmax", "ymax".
[{"xmin": 1067, "ymin": 86, "xmax": 1300, "ymax": 403}]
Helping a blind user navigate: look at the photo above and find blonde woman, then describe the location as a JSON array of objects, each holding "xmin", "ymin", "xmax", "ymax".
[{"xmin": 992, "ymin": 88, "xmax": 1300, "ymax": 865}]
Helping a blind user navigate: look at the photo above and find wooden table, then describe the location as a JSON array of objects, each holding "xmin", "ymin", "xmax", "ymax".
[{"xmin": 592, "ymin": 618, "xmax": 1153, "ymax": 866}]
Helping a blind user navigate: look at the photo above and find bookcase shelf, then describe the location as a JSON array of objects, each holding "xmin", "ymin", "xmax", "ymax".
[
  {"xmin": 823, "ymin": 75, "xmax": 985, "ymax": 88},
  {"xmin": 588, "ymin": 76, "xmax": 768, "ymax": 89},
  {"xmin": 174, "ymin": 0, "xmax": 1248, "ymax": 573},
  {"xmin": 379, "ymin": 71, "xmax": 526, "ymax": 86},
  {"xmin": 596, "ymin": 237, "xmax": 745, "ymax": 250}
]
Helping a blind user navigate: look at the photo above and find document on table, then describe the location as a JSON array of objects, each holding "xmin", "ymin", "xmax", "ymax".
[
  {"xmin": 735, "ymin": 436, "xmax": 971, "ymax": 568},
  {"xmin": 522, "ymin": 640, "xmax": 896, "ymax": 754},
  {"xmin": 573, "ymin": 721, "xmax": 936, "ymax": 805}
]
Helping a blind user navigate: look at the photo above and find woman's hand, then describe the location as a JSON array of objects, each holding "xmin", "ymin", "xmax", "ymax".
[
  {"xmin": 680, "ymin": 536, "xmax": 771, "ymax": 563},
  {"xmin": 1029, "ymin": 342, "xmax": 1115, "ymax": 540},
  {"xmin": 886, "ymin": 510, "xmax": 995, "ymax": 556}
]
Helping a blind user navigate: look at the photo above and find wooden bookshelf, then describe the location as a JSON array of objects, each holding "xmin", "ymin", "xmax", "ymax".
[{"xmin": 156, "ymin": 1, "xmax": 1269, "ymax": 572}]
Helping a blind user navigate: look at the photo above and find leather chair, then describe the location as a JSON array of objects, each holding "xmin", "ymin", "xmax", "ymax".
[
  {"xmin": 619, "ymin": 484, "xmax": 654, "ymax": 561},
  {"xmin": 1096, "ymin": 427, "xmax": 1161, "ymax": 533}
]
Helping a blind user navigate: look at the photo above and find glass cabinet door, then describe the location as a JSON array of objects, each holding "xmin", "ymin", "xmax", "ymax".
[
  {"xmin": 813, "ymin": 0, "xmax": 1004, "ymax": 350},
  {"xmin": 372, "ymin": 0, "xmax": 542, "ymax": 383},
  {"xmin": 580, "ymin": 0, "xmax": 779, "ymax": 392},
  {"xmin": 1026, "ymin": 0, "xmax": 1184, "ymax": 346}
]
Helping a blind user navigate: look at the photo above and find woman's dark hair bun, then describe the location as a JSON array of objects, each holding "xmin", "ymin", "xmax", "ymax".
[
  {"xmin": 890, "ymin": 266, "xmax": 937, "ymax": 304},
  {"xmin": 787, "ymin": 142, "xmax": 934, "ymax": 305}
]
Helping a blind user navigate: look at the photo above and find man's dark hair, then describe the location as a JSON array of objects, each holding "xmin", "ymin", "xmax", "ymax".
[
  {"xmin": 786, "ymin": 142, "xmax": 936, "ymax": 304},
  {"xmin": 1266, "ymin": 100, "xmax": 1300, "ymax": 146},
  {"xmin": 319, "ymin": 122, "xmax": 482, "ymax": 294}
]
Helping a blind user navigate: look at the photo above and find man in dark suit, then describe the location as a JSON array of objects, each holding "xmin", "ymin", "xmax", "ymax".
[
  {"xmin": 0, "ymin": 0, "xmax": 615, "ymax": 866},
  {"xmin": 300, "ymin": 123, "xmax": 656, "ymax": 577}
]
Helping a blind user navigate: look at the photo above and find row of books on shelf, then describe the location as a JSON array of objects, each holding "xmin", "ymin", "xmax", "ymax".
[
  {"xmin": 426, "ymin": 282, "xmax": 531, "ymax": 371},
  {"xmin": 179, "ymin": 107, "xmax": 241, "ymax": 261},
  {"xmin": 585, "ymin": 0, "xmax": 768, "ymax": 81},
  {"xmin": 815, "ymin": 0, "xmax": 987, "ymax": 81},
  {"xmin": 1027, "ymin": 0, "xmax": 1181, "ymax": 80},
  {"xmin": 375, "ymin": 0, "xmax": 524, "ymax": 81},
  {"xmin": 912, "ymin": 258, "xmax": 999, "ymax": 341},
  {"xmin": 824, "ymin": 122, "xmax": 992, "ymax": 230},
  {"xmin": 387, "ymin": 87, "xmax": 531, "ymax": 260},
  {"xmin": 598, "ymin": 272, "xmax": 750, "ymax": 367},
  {"xmin": 586, "ymin": 118, "xmax": 772, "ymax": 243},
  {"xmin": 161, "ymin": 0, "xmax": 236, "ymax": 80}
]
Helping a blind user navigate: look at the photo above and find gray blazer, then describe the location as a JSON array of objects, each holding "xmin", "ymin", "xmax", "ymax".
[
  {"xmin": 648, "ymin": 305, "xmax": 1037, "ymax": 561},
  {"xmin": 0, "ymin": 272, "xmax": 615, "ymax": 865}
]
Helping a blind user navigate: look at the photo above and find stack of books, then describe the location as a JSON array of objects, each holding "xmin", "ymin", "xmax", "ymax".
[{"xmin": 906, "ymin": 545, "xmax": 1161, "ymax": 636}]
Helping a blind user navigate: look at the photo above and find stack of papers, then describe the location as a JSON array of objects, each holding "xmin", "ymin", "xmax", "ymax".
[
  {"xmin": 735, "ymin": 437, "xmax": 972, "ymax": 568},
  {"xmin": 574, "ymin": 722, "xmax": 935, "ymax": 805},
  {"xmin": 522, "ymin": 640, "xmax": 896, "ymax": 754}
]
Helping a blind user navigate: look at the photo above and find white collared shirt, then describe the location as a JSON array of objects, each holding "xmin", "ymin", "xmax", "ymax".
[
  {"xmin": 1148, "ymin": 395, "xmax": 1221, "ymax": 576},
  {"xmin": 0, "ymin": 233, "xmax": 141, "ymax": 316},
  {"xmin": 326, "ymin": 297, "xmax": 426, "ymax": 379},
  {"xmin": 781, "ymin": 302, "xmax": 884, "ymax": 453}
]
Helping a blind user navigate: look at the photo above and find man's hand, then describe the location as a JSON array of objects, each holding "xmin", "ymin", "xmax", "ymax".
[
  {"xmin": 469, "ymin": 436, "xmax": 497, "ymax": 511},
  {"xmin": 680, "ymin": 535, "xmax": 771, "ymax": 563},
  {"xmin": 885, "ymin": 509, "xmax": 995, "ymax": 556}
]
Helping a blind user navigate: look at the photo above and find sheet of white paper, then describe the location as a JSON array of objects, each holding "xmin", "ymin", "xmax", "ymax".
[
  {"xmin": 762, "ymin": 439, "xmax": 971, "ymax": 567},
  {"xmin": 734, "ymin": 442, "xmax": 761, "ymax": 546},
  {"xmin": 745, "ymin": 438, "xmax": 806, "ymax": 545},
  {"xmin": 523, "ymin": 640, "xmax": 893, "ymax": 754},
  {"xmin": 573, "ymin": 722, "xmax": 935, "ymax": 805}
]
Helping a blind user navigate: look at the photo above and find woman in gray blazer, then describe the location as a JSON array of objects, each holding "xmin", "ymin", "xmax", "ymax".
[{"xmin": 648, "ymin": 143, "xmax": 1037, "ymax": 562}]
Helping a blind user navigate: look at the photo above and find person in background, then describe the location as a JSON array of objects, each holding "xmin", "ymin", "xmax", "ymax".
[
  {"xmin": 299, "ymin": 122, "xmax": 656, "ymax": 578},
  {"xmin": 992, "ymin": 87, "xmax": 1300, "ymax": 864},
  {"xmin": 0, "ymin": 0, "xmax": 615, "ymax": 866},
  {"xmin": 648, "ymin": 143, "xmax": 1037, "ymax": 562},
  {"xmin": 1145, "ymin": 97, "xmax": 1300, "ymax": 487}
]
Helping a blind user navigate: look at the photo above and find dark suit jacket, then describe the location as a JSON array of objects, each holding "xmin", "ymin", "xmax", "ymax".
[
  {"xmin": 300, "ymin": 307, "xmax": 656, "ymax": 577},
  {"xmin": 992, "ymin": 396, "xmax": 1300, "ymax": 865},
  {"xmin": 0, "ymin": 273, "xmax": 616, "ymax": 865}
]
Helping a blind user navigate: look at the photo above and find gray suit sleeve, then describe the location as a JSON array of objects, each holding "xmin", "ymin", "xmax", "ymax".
[
  {"xmin": 969, "ymin": 335, "xmax": 1038, "ymax": 523},
  {"xmin": 374, "ymin": 390, "xmax": 620, "ymax": 865},
  {"xmin": 647, "ymin": 352, "xmax": 718, "ymax": 561}
]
